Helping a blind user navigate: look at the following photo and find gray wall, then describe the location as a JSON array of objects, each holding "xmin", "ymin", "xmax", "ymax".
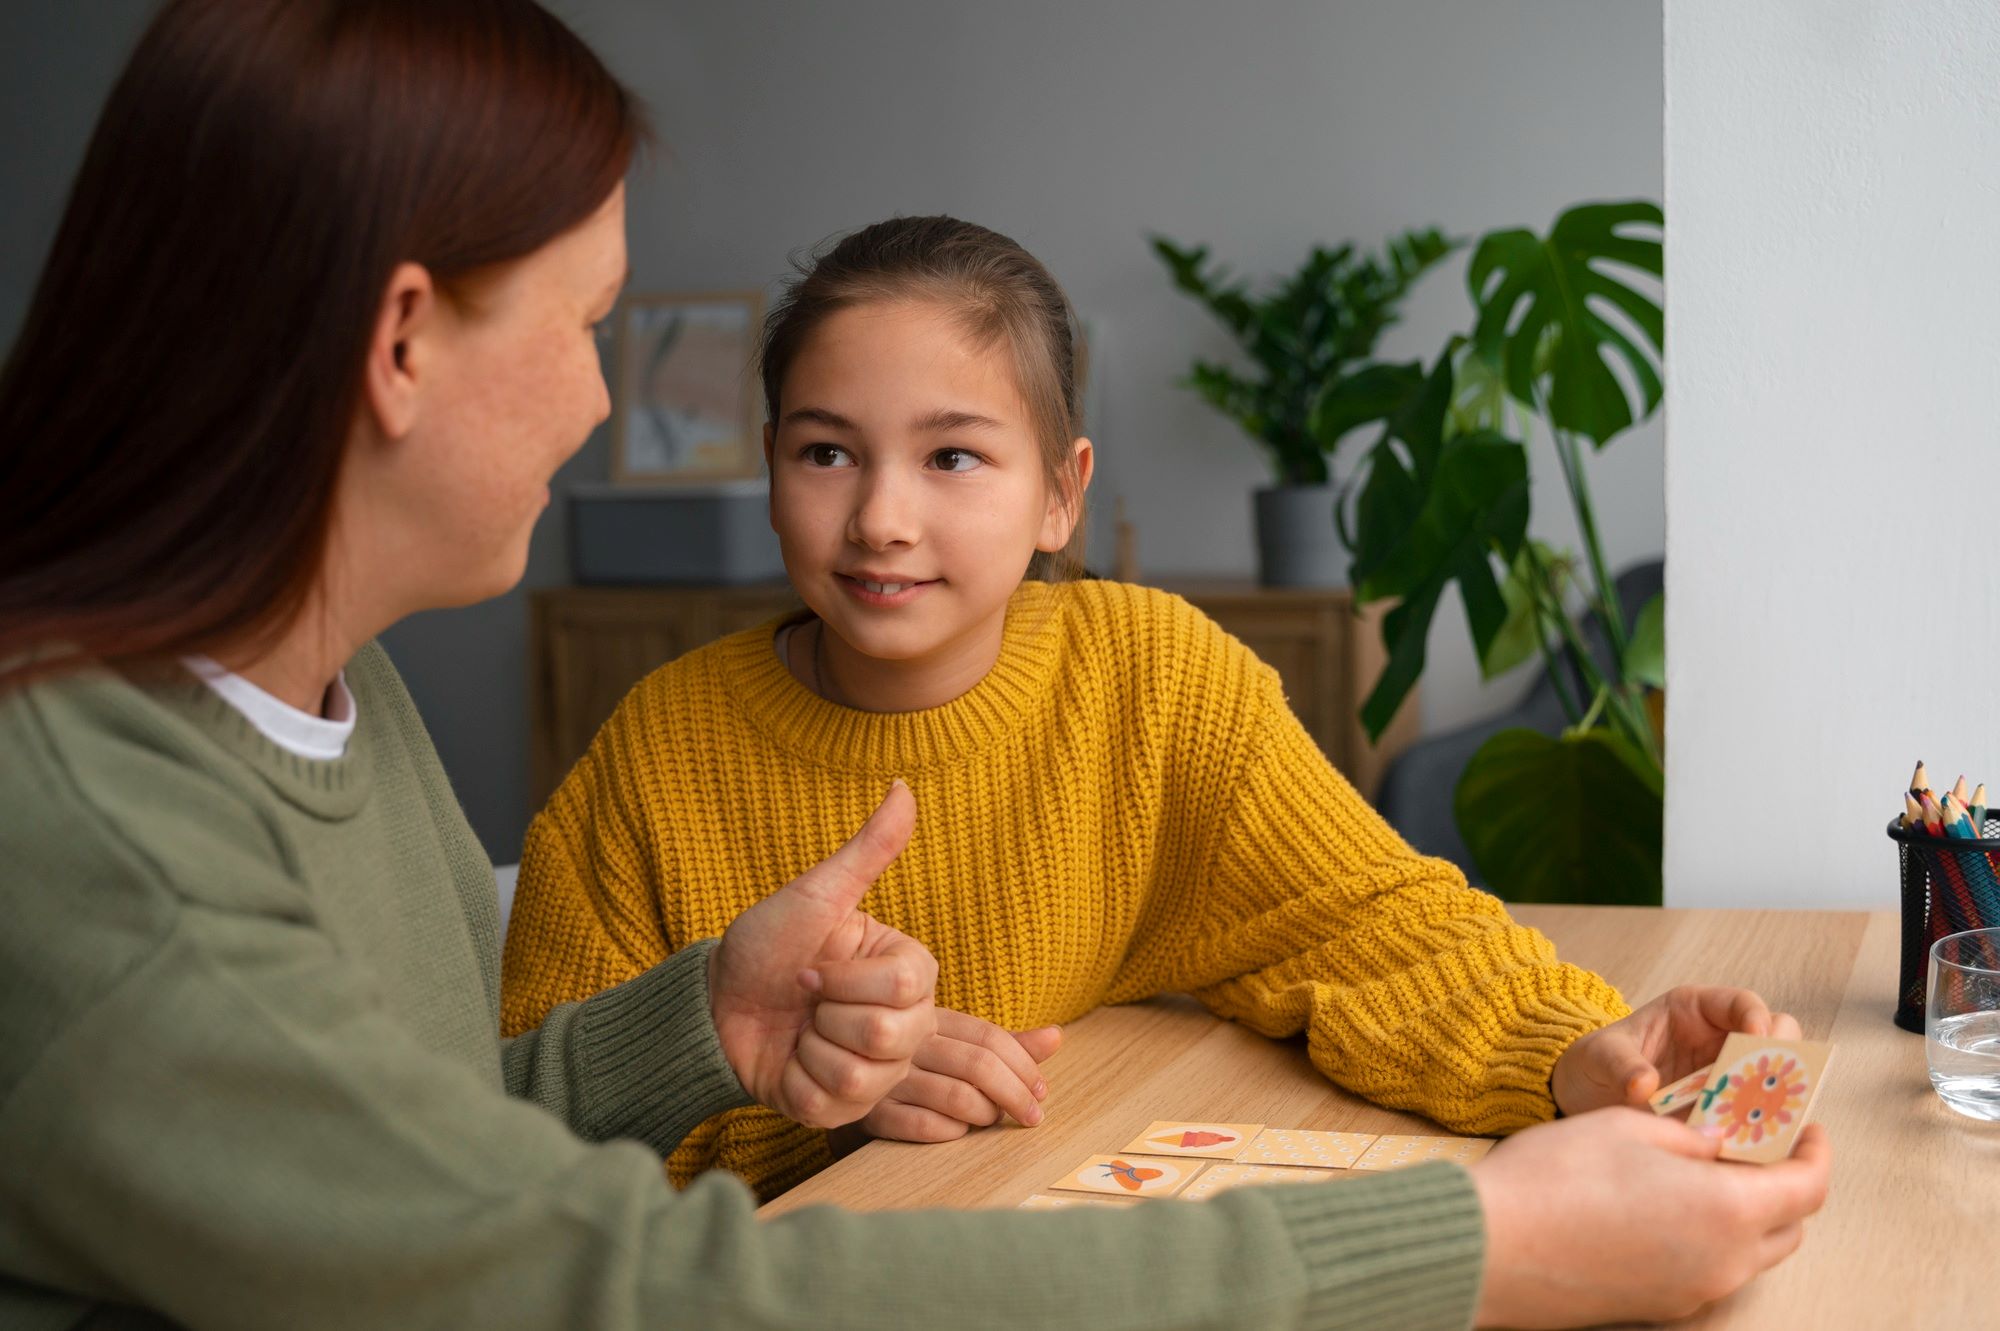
[{"xmin": 2, "ymin": 2, "xmax": 1664, "ymax": 862}]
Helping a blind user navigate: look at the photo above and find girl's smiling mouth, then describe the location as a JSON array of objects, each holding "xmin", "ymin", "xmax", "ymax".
[{"xmin": 836, "ymin": 573, "xmax": 940, "ymax": 607}]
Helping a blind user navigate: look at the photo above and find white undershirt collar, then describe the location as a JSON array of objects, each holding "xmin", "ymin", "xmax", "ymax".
[{"xmin": 183, "ymin": 655, "xmax": 357, "ymax": 761}]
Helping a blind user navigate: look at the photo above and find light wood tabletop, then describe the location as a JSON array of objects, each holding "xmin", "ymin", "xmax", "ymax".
[{"xmin": 763, "ymin": 906, "xmax": 1995, "ymax": 1327}]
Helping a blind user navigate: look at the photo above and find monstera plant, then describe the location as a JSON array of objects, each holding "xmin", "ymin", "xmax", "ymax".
[{"xmin": 1343, "ymin": 201, "xmax": 1666, "ymax": 904}]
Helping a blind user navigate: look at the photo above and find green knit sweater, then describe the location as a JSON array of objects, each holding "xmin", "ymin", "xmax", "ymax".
[{"xmin": 0, "ymin": 643, "xmax": 1486, "ymax": 1330}]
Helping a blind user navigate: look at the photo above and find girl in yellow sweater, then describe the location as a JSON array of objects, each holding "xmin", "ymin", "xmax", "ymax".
[{"xmin": 502, "ymin": 215, "xmax": 1796, "ymax": 1201}]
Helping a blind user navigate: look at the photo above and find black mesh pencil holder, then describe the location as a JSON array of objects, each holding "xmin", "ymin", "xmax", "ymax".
[{"xmin": 1887, "ymin": 814, "xmax": 2000, "ymax": 1031}]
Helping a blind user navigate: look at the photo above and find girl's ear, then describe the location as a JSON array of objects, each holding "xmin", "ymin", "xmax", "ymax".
[
  {"xmin": 1036, "ymin": 436, "xmax": 1095, "ymax": 552},
  {"xmin": 763, "ymin": 423, "xmax": 778, "ymax": 527}
]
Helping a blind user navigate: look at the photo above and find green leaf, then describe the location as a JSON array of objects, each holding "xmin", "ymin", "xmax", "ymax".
[
  {"xmin": 1467, "ymin": 200, "xmax": 1663, "ymax": 447},
  {"xmin": 1453, "ymin": 728, "xmax": 1664, "ymax": 904},
  {"xmin": 1478, "ymin": 541, "xmax": 1562, "ymax": 680},
  {"xmin": 1626, "ymin": 592, "xmax": 1665, "ymax": 689},
  {"xmin": 1353, "ymin": 431, "xmax": 1529, "ymax": 739},
  {"xmin": 1309, "ymin": 360, "xmax": 1425, "ymax": 452}
]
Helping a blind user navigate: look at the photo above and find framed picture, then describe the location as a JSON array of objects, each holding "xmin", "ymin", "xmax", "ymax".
[{"xmin": 611, "ymin": 290, "xmax": 765, "ymax": 484}]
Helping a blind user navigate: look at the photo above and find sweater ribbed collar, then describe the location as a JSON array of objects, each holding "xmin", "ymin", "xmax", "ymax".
[
  {"xmin": 153, "ymin": 666, "xmax": 374, "ymax": 820},
  {"xmin": 717, "ymin": 581, "xmax": 1067, "ymax": 773}
]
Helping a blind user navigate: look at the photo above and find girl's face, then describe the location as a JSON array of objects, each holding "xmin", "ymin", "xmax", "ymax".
[{"xmin": 766, "ymin": 299, "xmax": 1090, "ymax": 668}]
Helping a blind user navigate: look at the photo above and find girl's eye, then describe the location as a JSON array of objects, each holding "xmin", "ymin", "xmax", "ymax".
[
  {"xmin": 802, "ymin": 444, "xmax": 853, "ymax": 468},
  {"xmin": 930, "ymin": 448, "xmax": 984, "ymax": 473}
]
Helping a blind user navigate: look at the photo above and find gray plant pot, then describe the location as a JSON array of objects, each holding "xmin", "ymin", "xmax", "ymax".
[{"xmin": 1253, "ymin": 485, "xmax": 1347, "ymax": 588}]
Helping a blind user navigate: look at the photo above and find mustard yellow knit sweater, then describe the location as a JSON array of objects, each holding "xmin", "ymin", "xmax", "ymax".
[{"xmin": 501, "ymin": 580, "xmax": 1629, "ymax": 1201}]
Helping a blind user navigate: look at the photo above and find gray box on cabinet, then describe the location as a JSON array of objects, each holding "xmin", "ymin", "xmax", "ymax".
[{"xmin": 568, "ymin": 481, "xmax": 785, "ymax": 585}]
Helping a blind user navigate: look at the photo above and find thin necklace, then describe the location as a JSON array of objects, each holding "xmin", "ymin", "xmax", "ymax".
[{"xmin": 810, "ymin": 619, "xmax": 846, "ymax": 708}]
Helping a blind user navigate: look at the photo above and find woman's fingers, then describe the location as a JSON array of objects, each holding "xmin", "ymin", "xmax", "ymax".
[
  {"xmin": 813, "ymin": 999, "xmax": 938, "ymax": 1064},
  {"xmin": 783, "ymin": 1024, "xmax": 909, "ymax": 1128},
  {"xmin": 808, "ymin": 931, "xmax": 938, "ymax": 1009}
]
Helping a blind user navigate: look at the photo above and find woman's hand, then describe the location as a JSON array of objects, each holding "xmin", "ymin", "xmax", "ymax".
[
  {"xmin": 1552, "ymin": 985, "xmax": 1801, "ymax": 1116},
  {"xmin": 1472, "ymin": 1107, "xmax": 1832, "ymax": 1327},
  {"xmin": 709, "ymin": 782, "xmax": 939, "ymax": 1129},
  {"xmin": 858, "ymin": 1008, "xmax": 1064, "ymax": 1142}
]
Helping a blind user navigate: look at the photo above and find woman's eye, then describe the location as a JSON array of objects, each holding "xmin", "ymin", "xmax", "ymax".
[
  {"xmin": 931, "ymin": 448, "xmax": 984, "ymax": 473},
  {"xmin": 802, "ymin": 444, "xmax": 853, "ymax": 468}
]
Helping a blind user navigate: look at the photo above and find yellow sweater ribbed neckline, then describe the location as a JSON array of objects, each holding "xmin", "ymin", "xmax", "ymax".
[{"xmin": 714, "ymin": 581, "xmax": 1067, "ymax": 772}]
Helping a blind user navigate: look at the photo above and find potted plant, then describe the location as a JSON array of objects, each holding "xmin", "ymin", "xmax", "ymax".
[
  {"xmin": 1151, "ymin": 229, "xmax": 1457, "ymax": 586},
  {"xmin": 1345, "ymin": 200, "xmax": 1666, "ymax": 904}
]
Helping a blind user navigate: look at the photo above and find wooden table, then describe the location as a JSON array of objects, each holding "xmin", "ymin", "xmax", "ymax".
[{"xmin": 765, "ymin": 906, "xmax": 1992, "ymax": 1326}]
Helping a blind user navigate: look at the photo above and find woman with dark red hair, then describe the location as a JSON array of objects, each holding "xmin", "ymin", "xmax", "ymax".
[{"xmin": 0, "ymin": 4, "xmax": 1827, "ymax": 1328}]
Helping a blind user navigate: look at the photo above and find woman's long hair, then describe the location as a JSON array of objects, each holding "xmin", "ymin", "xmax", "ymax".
[{"xmin": 0, "ymin": 0, "xmax": 644, "ymax": 688}]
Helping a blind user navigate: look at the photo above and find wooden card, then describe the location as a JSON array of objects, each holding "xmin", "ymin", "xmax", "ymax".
[
  {"xmin": 1650, "ymin": 1064, "xmax": 1716, "ymax": 1116},
  {"xmin": 1017, "ymin": 1192, "xmax": 1135, "ymax": 1210},
  {"xmin": 1685, "ymin": 1034, "xmax": 1834, "ymax": 1164},
  {"xmin": 1351, "ymin": 1135, "xmax": 1495, "ymax": 1172},
  {"xmin": 1238, "ymin": 1128, "xmax": 1378, "ymax": 1169},
  {"xmin": 1120, "ymin": 1121, "xmax": 1265, "ymax": 1160},
  {"xmin": 1177, "ymin": 1162, "xmax": 1345, "ymax": 1202},
  {"xmin": 1049, "ymin": 1154, "xmax": 1202, "ymax": 1199}
]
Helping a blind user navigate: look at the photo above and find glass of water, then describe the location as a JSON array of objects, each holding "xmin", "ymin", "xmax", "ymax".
[{"xmin": 1928, "ymin": 927, "xmax": 2000, "ymax": 1119}]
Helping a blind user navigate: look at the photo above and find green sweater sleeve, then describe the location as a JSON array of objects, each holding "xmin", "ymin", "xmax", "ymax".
[
  {"xmin": 500, "ymin": 938, "xmax": 757, "ymax": 1154},
  {"xmin": 0, "ymin": 873, "xmax": 1485, "ymax": 1331}
]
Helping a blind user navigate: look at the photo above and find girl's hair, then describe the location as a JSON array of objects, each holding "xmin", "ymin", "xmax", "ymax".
[
  {"xmin": 0, "ymin": 0, "xmax": 645, "ymax": 689},
  {"xmin": 759, "ymin": 215, "xmax": 1089, "ymax": 581}
]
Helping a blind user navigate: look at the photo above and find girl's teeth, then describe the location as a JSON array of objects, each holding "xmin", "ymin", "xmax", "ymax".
[{"xmin": 863, "ymin": 580, "xmax": 910, "ymax": 594}]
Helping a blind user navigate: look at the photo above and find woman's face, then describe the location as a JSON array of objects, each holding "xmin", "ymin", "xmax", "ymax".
[
  {"xmin": 361, "ymin": 184, "xmax": 627, "ymax": 612},
  {"xmin": 765, "ymin": 298, "xmax": 1086, "ymax": 666}
]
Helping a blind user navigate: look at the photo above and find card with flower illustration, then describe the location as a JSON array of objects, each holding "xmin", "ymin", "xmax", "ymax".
[
  {"xmin": 1119, "ymin": 1121, "xmax": 1265, "ymax": 1160},
  {"xmin": 1177, "ymin": 1162, "xmax": 1345, "ymax": 1201},
  {"xmin": 1050, "ymin": 1154, "xmax": 1202, "ymax": 1198},
  {"xmin": 1684, "ymin": 1034, "xmax": 1833, "ymax": 1164},
  {"xmin": 1650, "ymin": 1064, "xmax": 1717, "ymax": 1115},
  {"xmin": 1351, "ymin": 1134, "xmax": 1495, "ymax": 1172},
  {"xmin": 1238, "ymin": 1128, "xmax": 1379, "ymax": 1169}
]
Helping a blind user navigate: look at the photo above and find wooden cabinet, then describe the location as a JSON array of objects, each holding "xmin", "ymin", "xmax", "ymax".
[{"xmin": 528, "ymin": 581, "xmax": 1419, "ymax": 809}]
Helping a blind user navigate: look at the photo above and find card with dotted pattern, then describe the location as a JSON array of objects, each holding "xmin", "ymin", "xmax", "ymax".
[
  {"xmin": 1351, "ymin": 1134, "xmax": 1494, "ymax": 1172},
  {"xmin": 1237, "ymin": 1128, "xmax": 1379, "ymax": 1169},
  {"xmin": 1176, "ymin": 1163, "xmax": 1345, "ymax": 1201}
]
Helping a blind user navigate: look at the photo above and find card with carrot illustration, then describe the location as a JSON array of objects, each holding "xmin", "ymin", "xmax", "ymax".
[
  {"xmin": 1684, "ymin": 1033, "xmax": 1833, "ymax": 1164},
  {"xmin": 1119, "ymin": 1121, "xmax": 1266, "ymax": 1160},
  {"xmin": 1049, "ymin": 1154, "xmax": 1202, "ymax": 1198},
  {"xmin": 1649, "ymin": 1064, "xmax": 1716, "ymax": 1116}
]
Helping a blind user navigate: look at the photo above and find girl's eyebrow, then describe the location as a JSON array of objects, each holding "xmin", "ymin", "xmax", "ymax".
[
  {"xmin": 780, "ymin": 406, "xmax": 856, "ymax": 430},
  {"xmin": 911, "ymin": 408, "xmax": 1003, "ymax": 433}
]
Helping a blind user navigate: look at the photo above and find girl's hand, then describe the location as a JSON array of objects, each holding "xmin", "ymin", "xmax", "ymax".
[
  {"xmin": 858, "ymin": 1008, "xmax": 1063, "ymax": 1142},
  {"xmin": 709, "ymin": 783, "xmax": 940, "ymax": 1129},
  {"xmin": 1551, "ymin": 985, "xmax": 1802, "ymax": 1116}
]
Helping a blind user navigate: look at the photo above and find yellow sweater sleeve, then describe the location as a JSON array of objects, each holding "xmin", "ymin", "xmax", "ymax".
[
  {"xmin": 501, "ymin": 701, "xmax": 834, "ymax": 1201},
  {"xmin": 1107, "ymin": 660, "xmax": 1631, "ymax": 1136}
]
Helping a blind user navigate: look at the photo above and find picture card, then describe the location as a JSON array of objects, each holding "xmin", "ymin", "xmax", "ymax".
[
  {"xmin": 1119, "ymin": 1121, "xmax": 1266, "ymax": 1160},
  {"xmin": 1049, "ymin": 1154, "xmax": 1201, "ymax": 1199},
  {"xmin": 1351, "ymin": 1135, "xmax": 1495, "ymax": 1172},
  {"xmin": 1649, "ymin": 1064, "xmax": 1716, "ymax": 1116},
  {"xmin": 1238, "ymin": 1128, "xmax": 1378, "ymax": 1170},
  {"xmin": 1017, "ymin": 1193, "xmax": 1135, "ymax": 1210},
  {"xmin": 1684, "ymin": 1033, "xmax": 1834, "ymax": 1164},
  {"xmin": 1177, "ymin": 1163, "xmax": 1344, "ymax": 1202}
]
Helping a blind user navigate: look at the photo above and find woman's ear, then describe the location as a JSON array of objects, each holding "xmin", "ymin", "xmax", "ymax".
[
  {"xmin": 1037, "ymin": 436, "xmax": 1095, "ymax": 552},
  {"xmin": 361, "ymin": 262, "xmax": 439, "ymax": 441}
]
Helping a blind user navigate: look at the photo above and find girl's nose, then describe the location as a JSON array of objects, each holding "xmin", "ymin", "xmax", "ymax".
[{"xmin": 848, "ymin": 468, "xmax": 921, "ymax": 551}]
